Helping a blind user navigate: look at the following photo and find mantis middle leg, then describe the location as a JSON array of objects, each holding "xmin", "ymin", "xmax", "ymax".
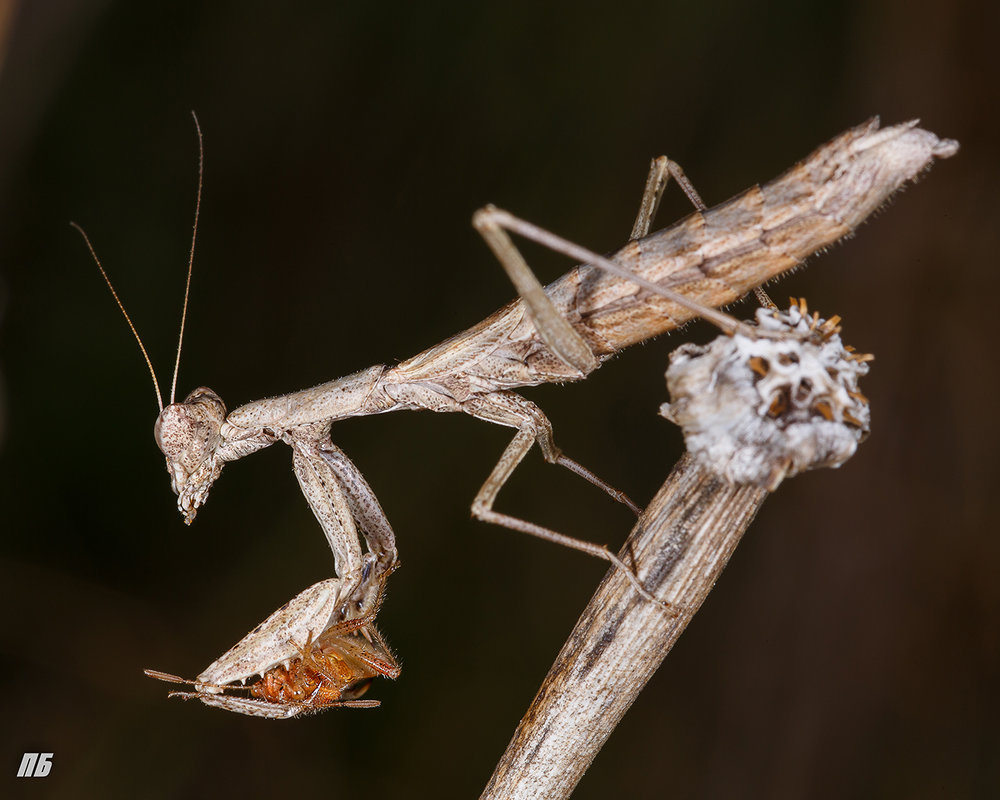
[{"xmin": 464, "ymin": 157, "xmax": 703, "ymax": 605}]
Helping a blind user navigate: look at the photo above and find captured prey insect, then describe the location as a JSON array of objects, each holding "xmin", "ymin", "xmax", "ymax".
[
  {"xmin": 79, "ymin": 118, "xmax": 957, "ymax": 608},
  {"xmin": 145, "ymin": 564, "xmax": 400, "ymax": 718}
]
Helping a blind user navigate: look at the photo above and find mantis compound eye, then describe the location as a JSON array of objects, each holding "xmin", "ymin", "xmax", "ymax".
[
  {"xmin": 154, "ymin": 404, "xmax": 196, "ymax": 459},
  {"xmin": 154, "ymin": 387, "xmax": 227, "ymax": 458}
]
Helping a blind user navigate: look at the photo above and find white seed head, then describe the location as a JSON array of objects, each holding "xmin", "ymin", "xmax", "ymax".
[{"xmin": 661, "ymin": 302, "xmax": 871, "ymax": 490}]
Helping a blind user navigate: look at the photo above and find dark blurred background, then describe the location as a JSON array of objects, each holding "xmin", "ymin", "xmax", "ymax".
[{"xmin": 0, "ymin": 1, "xmax": 996, "ymax": 797}]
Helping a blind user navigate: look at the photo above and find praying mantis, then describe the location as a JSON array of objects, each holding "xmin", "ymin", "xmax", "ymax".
[{"xmin": 79, "ymin": 117, "xmax": 957, "ymax": 619}]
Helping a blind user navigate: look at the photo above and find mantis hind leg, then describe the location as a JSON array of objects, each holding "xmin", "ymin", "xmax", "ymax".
[
  {"xmin": 629, "ymin": 154, "xmax": 776, "ymax": 307},
  {"xmin": 470, "ymin": 154, "xmax": 695, "ymax": 373}
]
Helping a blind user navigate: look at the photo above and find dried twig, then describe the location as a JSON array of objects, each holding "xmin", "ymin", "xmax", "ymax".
[
  {"xmin": 482, "ymin": 303, "xmax": 873, "ymax": 798},
  {"xmin": 481, "ymin": 453, "xmax": 768, "ymax": 800}
]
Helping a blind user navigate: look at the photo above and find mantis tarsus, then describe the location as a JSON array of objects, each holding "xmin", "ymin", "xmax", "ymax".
[{"xmin": 79, "ymin": 117, "xmax": 957, "ymax": 611}]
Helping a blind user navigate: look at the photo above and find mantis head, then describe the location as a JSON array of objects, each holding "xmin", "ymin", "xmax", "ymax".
[
  {"xmin": 154, "ymin": 387, "xmax": 227, "ymax": 523},
  {"xmin": 77, "ymin": 112, "xmax": 214, "ymax": 524}
]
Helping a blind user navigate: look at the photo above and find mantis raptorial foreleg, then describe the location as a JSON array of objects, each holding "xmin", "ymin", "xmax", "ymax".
[
  {"xmin": 290, "ymin": 433, "xmax": 399, "ymax": 614},
  {"xmin": 311, "ymin": 441, "xmax": 398, "ymax": 572},
  {"xmin": 292, "ymin": 440, "xmax": 365, "ymax": 584}
]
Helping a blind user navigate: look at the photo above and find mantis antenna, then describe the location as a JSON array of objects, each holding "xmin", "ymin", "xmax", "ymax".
[
  {"xmin": 71, "ymin": 220, "xmax": 164, "ymax": 412},
  {"xmin": 72, "ymin": 110, "xmax": 205, "ymax": 413},
  {"xmin": 171, "ymin": 110, "xmax": 203, "ymax": 405}
]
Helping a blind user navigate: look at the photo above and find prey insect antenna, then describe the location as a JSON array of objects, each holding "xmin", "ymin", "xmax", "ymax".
[
  {"xmin": 71, "ymin": 221, "xmax": 164, "ymax": 412},
  {"xmin": 170, "ymin": 110, "xmax": 204, "ymax": 406}
]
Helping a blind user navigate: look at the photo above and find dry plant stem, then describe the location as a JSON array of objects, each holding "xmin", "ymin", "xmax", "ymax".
[{"xmin": 481, "ymin": 453, "xmax": 769, "ymax": 800}]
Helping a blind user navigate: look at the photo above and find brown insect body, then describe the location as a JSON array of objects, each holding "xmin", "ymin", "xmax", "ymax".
[
  {"xmin": 250, "ymin": 624, "xmax": 401, "ymax": 711},
  {"xmin": 145, "ymin": 578, "xmax": 401, "ymax": 719}
]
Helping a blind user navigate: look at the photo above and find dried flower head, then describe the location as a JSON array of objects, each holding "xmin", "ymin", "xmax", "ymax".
[{"xmin": 661, "ymin": 299, "xmax": 871, "ymax": 490}]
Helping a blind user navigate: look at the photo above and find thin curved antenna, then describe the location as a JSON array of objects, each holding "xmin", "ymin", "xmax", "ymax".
[
  {"xmin": 71, "ymin": 222, "xmax": 164, "ymax": 412},
  {"xmin": 170, "ymin": 110, "xmax": 204, "ymax": 405}
]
